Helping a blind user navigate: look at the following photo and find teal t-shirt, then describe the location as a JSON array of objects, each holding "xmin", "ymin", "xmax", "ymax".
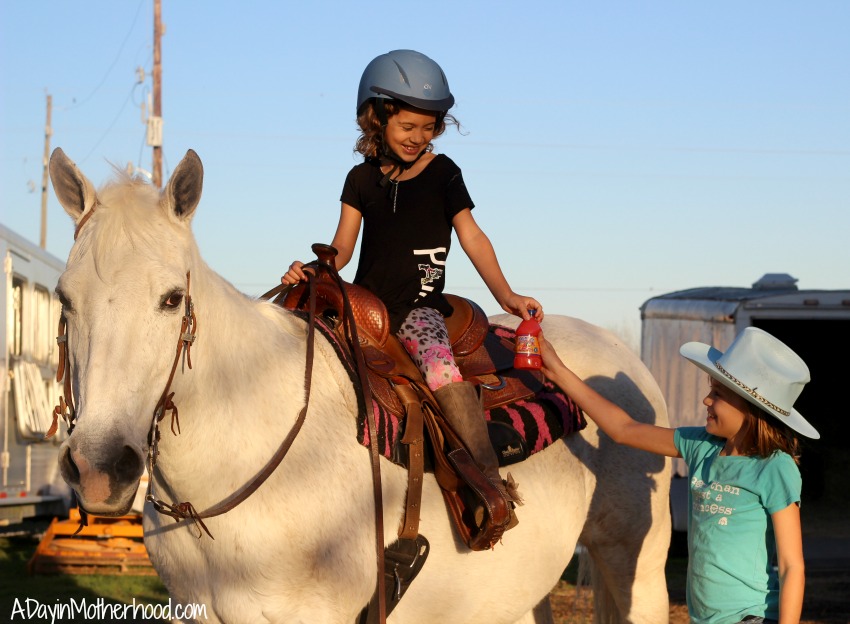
[{"xmin": 674, "ymin": 427, "xmax": 801, "ymax": 624}]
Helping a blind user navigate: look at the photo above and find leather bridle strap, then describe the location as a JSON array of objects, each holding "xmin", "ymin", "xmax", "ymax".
[
  {"xmin": 151, "ymin": 272, "xmax": 197, "ymax": 436},
  {"xmin": 146, "ymin": 270, "xmax": 319, "ymax": 537},
  {"xmin": 74, "ymin": 203, "xmax": 97, "ymax": 240},
  {"xmin": 48, "ymin": 315, "xmax": 75, "ymax": 439},
  {"xmin": 47, "ymin": 201, "xmax": 100, "ymax": 437}
]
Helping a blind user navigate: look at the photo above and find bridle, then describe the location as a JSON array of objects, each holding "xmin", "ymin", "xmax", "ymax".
[
  {"xmin": 51, "ymin": 206, "xmax": 388, "ymax": 622},
  {"xmin": 50, "ymin": 199, "xmax": 317, "ymax": 540},
  {"xmin": 151, "ymin": 271, "xmax": 198, "ymax": 439},
  {"xmin": 145, "ymin": 272, "xmax": 323, "ymax": 540},
  {"xmin": 48, "ymin": 202, "xmax": 101, "ymax": 439},
  {"xmin": 52, "ymin": 266, "xmax": 319, "ymax": 537},
  {"xmin": 50, "ymin": 272, "xmax": 197, "ymax": 441}
]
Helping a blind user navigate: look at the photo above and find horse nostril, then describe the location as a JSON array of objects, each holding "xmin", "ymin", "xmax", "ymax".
[
  {"xmin": 114, "ymin": 446, "xmax": 144, "ymax": 483},
  {"xmin": 60, "ymin": 446, "xmax": 81, "ymax": 484}
]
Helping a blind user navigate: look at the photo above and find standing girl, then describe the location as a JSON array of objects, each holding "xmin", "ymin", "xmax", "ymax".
[
  {"xmin": 539, "ymin": 326, "xmax": 818, "ymax": 624},
  {"xmin": 282, "ymin": 50, "xmax": 542, "ymax": 532}
]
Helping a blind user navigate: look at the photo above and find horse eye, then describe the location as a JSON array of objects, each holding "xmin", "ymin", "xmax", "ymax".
[
  {"xmin": 56, "ymin": 289, "xmax": 73, "ymax": 313},
  {"xmin": 161, "ymin": 291, "xmax": 184, "ymax": 310}
]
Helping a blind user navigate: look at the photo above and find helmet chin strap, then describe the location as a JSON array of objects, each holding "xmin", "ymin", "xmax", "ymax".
[
  {"xmin": 376, "ymin": 143, "xmax": 425, "ymax": 188},
  {"xmin": 371, "ymin": 99, "xmax": 432, "ymax": 188}
]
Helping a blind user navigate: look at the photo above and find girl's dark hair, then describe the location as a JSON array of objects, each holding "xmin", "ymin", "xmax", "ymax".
[
  {"xmin": 354, "ymin": 100, "xmax": 459, "ymax": 159},
  {"xmin": 740, "ymin": 403, "xmax": 801, "ymax": 463}
]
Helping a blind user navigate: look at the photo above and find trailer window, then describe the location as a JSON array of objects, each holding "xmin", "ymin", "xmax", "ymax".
[
  {"xmin": 11, "ymin": 276, "xmax": 24, "ymax": 357},
  {"xmin": 33, "ymin": 284, "xmax": 52, "ymax": 362}
]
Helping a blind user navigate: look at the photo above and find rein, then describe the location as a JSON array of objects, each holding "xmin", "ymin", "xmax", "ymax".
[
  {"xmin": 261, "ymin": 245, "xmax": 388, "ymax": 624},
  {"xmin": 51, "ymin": 269, "xmax": 315, "ymax": 541},
  {"xmin": 51, "ymin": 211, "xmax": 387, "ymax": 621},
  {"xmin": 144, "ymin": 271, "xmax": 317, "ymax": 539}
]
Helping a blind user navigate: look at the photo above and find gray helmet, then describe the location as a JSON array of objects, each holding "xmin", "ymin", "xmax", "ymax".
[{"xmin": 357, "ymin": 50, "xmax": 455, "ymax": 115}]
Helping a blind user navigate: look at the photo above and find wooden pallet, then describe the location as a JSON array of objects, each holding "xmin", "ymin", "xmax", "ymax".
[{"xmin": 27, "ymin": 509, "xmax": 156, "ymax": 576}]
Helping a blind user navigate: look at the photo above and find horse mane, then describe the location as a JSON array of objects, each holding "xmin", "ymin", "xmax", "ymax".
[{"xmin": 70, "ymin": 170, "xmax": 189, "ymax": 272}]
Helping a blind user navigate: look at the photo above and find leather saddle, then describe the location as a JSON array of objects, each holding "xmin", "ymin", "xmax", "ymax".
[
  {"xmin": 277, "ymin": 271, "xmax": 543, "ymax": 419},
  {"xmin": 270, "ymin": 245, "xmax": 542, "ymax": 553}
]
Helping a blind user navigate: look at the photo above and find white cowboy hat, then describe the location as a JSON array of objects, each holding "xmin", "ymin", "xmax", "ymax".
[{"xmin": 679, "ymin": 327, "xmax": 819, "ymax": 439}]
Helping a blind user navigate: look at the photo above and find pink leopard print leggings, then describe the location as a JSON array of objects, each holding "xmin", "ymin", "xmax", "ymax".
[{"xmin": 396, "ymin": 307, "xmax": 464, "ymax": 392}]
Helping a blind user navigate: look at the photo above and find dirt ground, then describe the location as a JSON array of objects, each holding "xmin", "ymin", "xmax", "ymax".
[
  {"xmin": 547, "ymin": 520, "xmax": 850, "ymax": 624},
  {"xmin": 547, "ymin": 567, "xmax": 850, "ymax": 624},
  {"xmin": 548, "ymin": 500, "xmax": 850, "ymax": 624}
]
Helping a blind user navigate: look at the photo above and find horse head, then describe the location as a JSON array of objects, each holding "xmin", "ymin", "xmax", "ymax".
[{"xmin": 49, "ymin": 148, "xmax": 204, "ymax": 516}]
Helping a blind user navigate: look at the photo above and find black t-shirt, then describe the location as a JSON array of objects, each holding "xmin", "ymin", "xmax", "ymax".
[{"xmin": 340, "ymin": 154, "xmax": 474, "ymax": 332}]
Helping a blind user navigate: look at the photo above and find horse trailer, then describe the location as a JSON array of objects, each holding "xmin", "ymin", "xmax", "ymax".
[
  {"xmin": 1, "ymin": 224, "xmax": 70, "ymax": 524},
  {"xmin": 640, "ymin": 273, "xmax": 850, "ymax": 532}
]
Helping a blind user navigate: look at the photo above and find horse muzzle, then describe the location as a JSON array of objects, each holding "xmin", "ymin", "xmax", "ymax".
[{"xmin": 59, "ymin": 438, "xmax": 145, "ymax": 516}]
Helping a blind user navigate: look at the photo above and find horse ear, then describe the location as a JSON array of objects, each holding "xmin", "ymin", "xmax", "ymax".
[
  {"xmin": 163, "ymin": 149, "xmax": 203, "ymax": 221},
  {"xmin": 49, "ymin": 148, "xmax": 97, "ymax": 224}
]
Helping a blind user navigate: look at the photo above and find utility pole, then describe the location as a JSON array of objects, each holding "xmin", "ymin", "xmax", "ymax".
[
  {"xmin": 39, "ymin": 93, "xmax": 52, "ymax": 249},
  {"xmin": 151, "ymin": 0, "xmax": 163, "ymax": 188}
]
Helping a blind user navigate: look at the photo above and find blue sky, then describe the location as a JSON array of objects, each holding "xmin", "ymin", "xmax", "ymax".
[{"xmin": 3, "ymin": 1, "xmax": 848, "ymax": 346}]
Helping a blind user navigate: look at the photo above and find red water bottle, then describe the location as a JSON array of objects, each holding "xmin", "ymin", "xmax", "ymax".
[{"xmin": 514, "ymin": 310, "xmax": 542, "ymax": 370}]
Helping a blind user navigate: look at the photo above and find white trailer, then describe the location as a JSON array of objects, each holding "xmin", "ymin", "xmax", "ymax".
[
  {"xmin": 641, "ymin": 273, "xmax": 850, "ymax": 531},
  {"xmin": 1, "ymin": 224, "xmax": 70, "ymax": 524}
]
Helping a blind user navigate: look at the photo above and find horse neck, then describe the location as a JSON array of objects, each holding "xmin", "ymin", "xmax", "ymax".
[
  {"xmin": 174, "ymin": 268, "xmax": 306, "ymax": 420},
  {"xmin": 149, "ymin": 269, "xmax": 362, "ymax": 507}
]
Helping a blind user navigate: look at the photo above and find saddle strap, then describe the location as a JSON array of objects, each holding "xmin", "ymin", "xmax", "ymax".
[
  {"xmin": 395, "ymin": 382, "xmax": 425, "ymax": 541},
  {"xmin": 310, "ymin": 245, "xmax": 387, "ymax": 623}
]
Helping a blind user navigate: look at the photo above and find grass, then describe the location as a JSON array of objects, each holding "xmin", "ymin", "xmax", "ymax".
[
  {"xmin": 4, "ymin": 525, "xmax": 680, "ymax": 623},
  {"xmin": 3, "ymin": 518, "xmax": 847, "ymax": 623},
  {"xmin": 1, "ymin": 530, "xmax": 169, "ymax": 623},
  {"xmin": 2, "ymin": 527, "xmax": 688, "ymax": 623}
]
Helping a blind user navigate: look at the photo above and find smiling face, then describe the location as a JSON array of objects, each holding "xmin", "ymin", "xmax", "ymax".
[
  {"xmin": 702, "ymin": 377, "xmax": 751, "ymax": 445},
  {"xmin": 383, "ymin": 106, "xmax": 438, "ymax": 163}
]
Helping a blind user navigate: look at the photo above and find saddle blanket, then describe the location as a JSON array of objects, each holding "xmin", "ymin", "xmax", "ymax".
[{"xmin": 310, "ymin": 315, "xmax": 587, "ymax": 461}]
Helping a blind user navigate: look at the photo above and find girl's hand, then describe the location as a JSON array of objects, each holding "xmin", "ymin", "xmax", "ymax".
[
  {"xmin": 538, "ymin": 333, "xmax": 567, "ymax": 378},
  {"xmin": 281, "ymin": 260, "xmax": 310, "ymax": 286},
  {"xmin": 538, "ymin": 330, "xmax": 680, "ymax": 458},
  {"xmin": 502, "ymin": 294, "xmax": 544, "ymax": 322}
]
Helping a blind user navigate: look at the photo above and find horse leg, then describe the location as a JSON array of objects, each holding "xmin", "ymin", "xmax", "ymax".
[
  {"xmin": 580, "ymin": 460, "xmax": 671, "ymax": 624},
  {"xmin": 582, "ymin": 532, "xmax": 669, "ymax": 623},
  {"xmin": 511, "ymin": 597, "xmax": 556, "ymax": 624},
  {"xmin": 568, "ymin": 359, "xmax": 671, "ymax": 623}
]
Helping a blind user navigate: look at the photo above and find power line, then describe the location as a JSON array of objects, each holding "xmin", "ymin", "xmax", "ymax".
[
  {"xmin": 59, "ymin": 0, "xmax": 147, "ymax": 112},
  {"xmin": 79, "ymin": 84, "xmax": 139, "ymax": 164},
  {"xmin": 231, "ymin": 283, "xmax": 670, "ymax": 293},
  {"xmin": 441, "ymin": 138, "xmax": 850, "ymax": 158}
]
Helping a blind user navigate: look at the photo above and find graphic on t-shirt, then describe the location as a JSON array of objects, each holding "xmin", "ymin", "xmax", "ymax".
[
  {"xmin": 413, "ymin": 247, "xmax": 447, "ymax": 299},
  {"xmin": 691, "ymin": 475, "xmax": 736, "ymax": 523},
  {"xmin": 419, "ymin": 264, "xmax": 443, "ymax": 285}
]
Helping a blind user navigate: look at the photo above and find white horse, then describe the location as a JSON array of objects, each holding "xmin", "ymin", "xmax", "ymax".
[{"xmin": 49, "ymin": 148, "xmax": 671, "ymax": 624}]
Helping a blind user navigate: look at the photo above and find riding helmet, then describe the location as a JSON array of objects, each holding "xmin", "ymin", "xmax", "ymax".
[{"xmin": 357, "ymin": 50, "xmax": 455, "ymax": 115}]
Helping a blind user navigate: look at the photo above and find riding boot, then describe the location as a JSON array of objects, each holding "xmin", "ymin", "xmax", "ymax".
[{"xmin": 433, "ymin": 381, "xmax": 521, "ymax": 531}]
